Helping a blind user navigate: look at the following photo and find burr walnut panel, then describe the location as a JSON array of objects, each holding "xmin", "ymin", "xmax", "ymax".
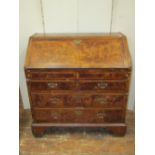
[{"xmin": 24, "ymin": 33, "xmax": 131, "ymax": 69}]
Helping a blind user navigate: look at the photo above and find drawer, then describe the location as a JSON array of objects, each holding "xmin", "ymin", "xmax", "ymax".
[
  {"xmin": 32, "ymin": 108, "xmax": 125, "ymax": 123},
  {"xmin": 29, "ymin": 80, "xmax": 128, "ymax": 92},
  {"xmin": 78, "ymin": 80, "xmax": 129, "ymax": 92},
  {"xmin": 31, "ymin": 93, "xmax": 127, "ymax": 108},
  {"xmin": 78, "ymin": 70, "xmax": 130, "ymax": 80},
  {"xmin": 91, "ymin": 94, "xmax": 127, "ymax": 108},
  {"xmin": 31, "ymin": 93, "xmax": 64, "ymax": 107},
  {"xmin": 29, "ymin": 81, "xmax": 75, "ymax": 91},
  {"xmin": 26, "ymin": 70, "xmax": 76, "ymax": 80}
]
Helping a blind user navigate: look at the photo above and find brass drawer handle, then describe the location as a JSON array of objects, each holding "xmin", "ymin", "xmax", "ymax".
[
  {"xmin": 49, "ymin": 97, "xmax": 60, "ymax": 104},
  {"xmin": 94, "ymin": 97, "xmax": 107, "ymax": 104},
  {"xmin": 96, "ymin": 112, "xmax": 105, "ymax": 119},
  {"xmin": 47, "ymin": 82, "xmax": 58, "ymax": 88},
  {"xmin": 97, "ymin": 82, "xmax": 108, "ymax": 89},
  {"xmin": 75, "ymin": 111, "xmax": 83, "ymax": 116}
]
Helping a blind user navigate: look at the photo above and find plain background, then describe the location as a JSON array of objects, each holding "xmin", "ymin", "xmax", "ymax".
[
  {"xmin": 0, "ymin": 0, "xmax": 155, "ymax": 155},
  {"xmin": 19, "ymin": 0, "xmax": 135, "ymax": 110}
]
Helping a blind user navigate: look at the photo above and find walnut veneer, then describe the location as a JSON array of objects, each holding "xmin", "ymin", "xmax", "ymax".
[{"xmin": 24, "ymin": 33, "xmax": 131, "ymax": 137}]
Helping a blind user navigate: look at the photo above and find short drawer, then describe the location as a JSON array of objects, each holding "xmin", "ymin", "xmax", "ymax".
[
  {"xmin": 32, "ymin": 108, "xmax": 125, "ymax": 123},
  {"xmin": 26, "ymin": 70, "xmax": 76, "ymax": 80},
  {"xmin": 29, "ymin": 81, "xmax": 75, "ymax": 91},
  {"xmin": 78, "ymin": 80, "xmax": 129, "ymax": 92},
  {"xmin": 78, "ymin": 70, "xmax": 130, "ymax": 80},
  {"xmin": 31, "ymin": 93, "xmax": 127, "ymax": 108}
]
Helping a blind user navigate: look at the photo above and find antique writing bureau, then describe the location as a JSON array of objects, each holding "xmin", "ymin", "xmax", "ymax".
[{"xmin": 24, "ymin": 33, "xmax": 131, "ymax": 137}]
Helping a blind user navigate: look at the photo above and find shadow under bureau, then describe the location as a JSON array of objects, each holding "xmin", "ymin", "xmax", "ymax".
[{"xmin": 24, "ymin": 33, "xmax": 132, "ymax": 137}]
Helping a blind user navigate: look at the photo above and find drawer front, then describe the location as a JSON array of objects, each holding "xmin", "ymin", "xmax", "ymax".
[
  {"xmin": 78, "ymin": 70, "xmax": 130, "ymax": 80},
  {"xmin": 31, "ymin": 94, "xmax": 64, "ymax": 107},
  {"xmin": 25, "ymin": 70, "xmax": 130, "ymax": 80},
  {"xmin": 31, "ymin": 93, "xmax": 127, "ymax": 108},
  {"xmin": 32, "ymin": 108, "xmax": 125, "ymax": 123},
  {"xmin": 26, "ymin": 70, "xmax": 75, "ymax": 80},
  {"xmin": 91, "ymin": 95, "xmax": 127, "ymax": 108},
  {"xmin": 29, "ymin": 81, "xmax": 75, "ymax": 91},
  {"xmin": 78, "ymin": 81, "xmax": 128, "ymax": 92}
]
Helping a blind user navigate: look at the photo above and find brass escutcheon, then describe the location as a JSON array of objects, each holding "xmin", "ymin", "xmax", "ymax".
[
  {"xmin": 74, "ymin": 39, "xmax": 81, "ymax": 45},
  {"xmin": 75, "ymin": 111, "xmax": 83, "ymax": 116},
  {"xmin": 49, "ymin": 97, "xmax": 60, "ymax": 104},
  {"xmin": 95, "ymin": 97, "xmax": 107, "ymax": 104}
]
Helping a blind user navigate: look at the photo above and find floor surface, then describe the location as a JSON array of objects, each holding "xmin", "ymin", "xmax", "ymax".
[{"xmin": 20, "ymin": 110, "xmax": 135, "ymax": 155}]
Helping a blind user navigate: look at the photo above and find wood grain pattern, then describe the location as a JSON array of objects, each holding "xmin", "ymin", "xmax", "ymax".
[
  {"xmin": 24, "ymin": 33, "xmax": 132, "ymax": 137},
  {"xmin": 24, "ymin": 33, "xmax": 131, "ymax": 69},
  {"xmin": 31, "ymin": 93, "xmax": 127, "ymax": 108},
  {"xmin": 28, "ymin": 80, "xmax": 129, "ymax": 92},
  {"xmin": 25, "ymin": 69, "xmax": 130, "ymax": 80},
  {"xmin": 32, "ymin": 108, "xmax": 125, "ymax": 123}
]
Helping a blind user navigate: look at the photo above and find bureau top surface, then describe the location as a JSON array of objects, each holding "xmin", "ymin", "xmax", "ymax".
[{"xmin": 24, "ymin": 33, "xmax": 131, "ymax": 69}]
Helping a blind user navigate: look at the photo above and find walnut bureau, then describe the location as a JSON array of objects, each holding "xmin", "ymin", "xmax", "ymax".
[{"xmin": 24, "ymin": 33, "xmax": 132, "ymax": 137}]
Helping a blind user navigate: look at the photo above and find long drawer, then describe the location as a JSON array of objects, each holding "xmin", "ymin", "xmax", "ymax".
[
  {"xmin": 28, "ymin": 80, "xmax": 129, "ymax": 92},
  {"xmin": 31, "ymin": 93, "xmax": 127, "ymax": 108},
  {"xmin": 32, "ymin": 108, "xmax": 125, "ymax": 123}
]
